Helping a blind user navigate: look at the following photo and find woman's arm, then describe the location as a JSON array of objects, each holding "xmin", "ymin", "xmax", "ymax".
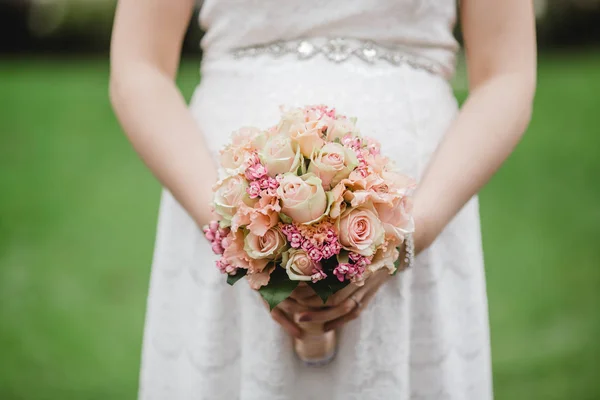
[
  {"xmin": 109, "ymin": 0, "xmax": 218, "ymax": 227},
  {"xmin": 413, "ymin": 0, "xmax": 537, "ymax": 252}
]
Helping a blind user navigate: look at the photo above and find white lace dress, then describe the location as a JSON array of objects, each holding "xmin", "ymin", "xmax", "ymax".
[{"xmin": 138, "ymin": 1, "xmax": 493, "ymax": 399}]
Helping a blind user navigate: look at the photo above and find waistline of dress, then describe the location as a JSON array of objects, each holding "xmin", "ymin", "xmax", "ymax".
[{"xmin": 201, "ymin": 37, "xmax": 454, "ymax": 80}]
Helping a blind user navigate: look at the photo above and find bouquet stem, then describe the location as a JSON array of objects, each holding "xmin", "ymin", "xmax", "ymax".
[{"xmin": 294, "ymin": 322, "xmax": 337, "ymax": 367}]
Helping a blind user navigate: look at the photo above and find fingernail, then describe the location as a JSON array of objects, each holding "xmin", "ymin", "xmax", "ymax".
[{"xmin": 298, "ymin": 314, "xmax": 312, "ymax": 322}]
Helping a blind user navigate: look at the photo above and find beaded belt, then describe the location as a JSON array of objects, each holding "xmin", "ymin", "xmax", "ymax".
[{"xmin": 232, "ymin": 38, "xmax": 444, "ymax": 76}]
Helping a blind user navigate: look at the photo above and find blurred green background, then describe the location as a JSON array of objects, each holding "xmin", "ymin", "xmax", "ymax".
[{"xmin": 1, "ymin": 1, "xmax": 599, "ymax": 399}]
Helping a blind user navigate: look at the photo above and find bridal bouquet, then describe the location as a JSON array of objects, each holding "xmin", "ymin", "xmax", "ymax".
[{"xmin": 204, "ymin": 105, "xmax": 415, "ymax": 307}]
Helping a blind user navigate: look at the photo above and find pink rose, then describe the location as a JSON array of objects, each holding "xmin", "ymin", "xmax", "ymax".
[
  {"xmin": 276, "ymin": 173, "xmax": 327, "ymax": 224},
  {"xmin": 282, "ymin": 249, "xmax": 319, "ymax": 281},
  {"xmin": 212, "ymin": 175, "xmax": 252, "ymax": 225},
  {"xmin": 244, "ymin": 227, "xmax": 287, "ymax": 260},
  {"xmin": 308, "ymin": 142, "xmax": 358, "ymax": 189},
  {"xmin": 338, "ymin": 204, "xmax": 385, "ymax": 257},
  {"xmin": 289, "ymin": 121, "xmax": 325, "ymax": 158},
  {"xmin": 258, "ymin": 134, "xmax": 303, "ymax": 177}
]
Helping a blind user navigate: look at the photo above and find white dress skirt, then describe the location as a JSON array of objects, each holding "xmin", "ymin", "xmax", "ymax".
[{"xmin": 138, "ymin": 2, "xmax": 493, "ymax": 399}]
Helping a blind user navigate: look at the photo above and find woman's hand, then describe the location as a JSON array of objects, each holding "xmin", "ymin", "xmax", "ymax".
[
  {"xmin": 262, "ymin": 297, "xmax": 311, "ymax": 339},
  {"xmin": 290, "ymin": 269, "xmax": 393, "ymax": 332}
]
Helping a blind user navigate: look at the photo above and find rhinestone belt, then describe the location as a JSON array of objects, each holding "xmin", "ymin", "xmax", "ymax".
[{"xmin": 231, "ymin": 38, "xmax": 443, "ymax": 76}]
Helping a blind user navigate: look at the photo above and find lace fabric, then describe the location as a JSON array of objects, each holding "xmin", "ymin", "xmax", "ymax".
[{"xmin": 138, "ymin": 1, "xmax": 493, "ymax": 399}]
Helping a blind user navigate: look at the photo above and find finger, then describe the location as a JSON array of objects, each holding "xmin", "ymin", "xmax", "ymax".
[
  {"xmin": 326, "ymin": 283, "xmax": 360, "ymax": 306},
  {"xmin": 296, "ymin": 296, "xmax": 361, "ymax": 323},
  {"xmin": 277, "ymin": 298, "xmax": 308, "ymax": 314},
  {"xmin": 271, "ymin": 308, "xmax": 303, "ymax": 339},
  {"xmin": 289, "ymin": 284, "xmax": 318, "ymax": 300},
  {"xmin": 294, "ymin": 294, "xmax": 329, "ymax": 308},
  {"xmin": 324, "ymin": 289, "xmax": 376, "ymax": 332}
]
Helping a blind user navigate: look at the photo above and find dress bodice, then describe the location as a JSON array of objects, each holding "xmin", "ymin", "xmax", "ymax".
[{"xmin": 198, "ymin": 0, "xmax": 459, "ymax": 77}]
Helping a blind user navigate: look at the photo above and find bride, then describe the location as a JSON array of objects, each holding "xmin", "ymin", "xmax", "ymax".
[{"xmin": 109, "ymin": 0, "xmax": 536, "ymax": 399}]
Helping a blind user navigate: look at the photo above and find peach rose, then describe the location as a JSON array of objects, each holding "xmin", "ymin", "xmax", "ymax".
[
  {"xmin": 289, "ymin": 122, "xmax": 325, "ymax": 158},
  {"xmin": 282, "ymin": 249, "xmax": 318, "ymax": 281},
  {"xmin": 308, "ymin": 142, "xmax": 358, "ymax": 189},
  {"xmin": 328, "ymin": 181, "xmax": 348, "ymax": 220},
  {"xmin": 338, "ymin": 204, "xmax": 385, "ymax": 256},
  {"xmin": 246, "ymin": 265, "xmax": 275, "ymax": 290},
  {"xmin": 277, "ymin": 173, "xmax": 327, "ymax": 224},
  {"xmin": 244, "ymin": 227, "xmax": 287, "ymax": 260},
  {"xmin": 258, "ymin": 135, "xmax": 303, "ymax": 177},
  {"xmin": 213, "ymin": 175, "xmax": 252, "ymax": 225},
  {"xmin": 368, "ymin": 242, "xmax": 401, "ymax": 275},
  {"xmin": 231, "ymin": 194, "xmax": 280, "ymax": 236},
  {"xmin": 375, "ymin": 195, "xmax": 415, "ymax": 242},
  {"xmin": 222, "ymin": 230, "xmax": 269, "ymax": 274},
  {"xmin": 220, "ymin": 127, "xmax": 261, "ymax": 174}
]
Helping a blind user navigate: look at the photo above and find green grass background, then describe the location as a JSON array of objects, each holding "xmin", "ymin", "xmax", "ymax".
[{"xmin": 1, "ymin": 54, "xmax": 599, "ymax": 399}]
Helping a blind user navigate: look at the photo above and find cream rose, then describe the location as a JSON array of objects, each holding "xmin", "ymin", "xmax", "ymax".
[
  {"xmin": 213, "ymin": 175, "xmax": 252, "ymax": 225},
  {"xmin": 276, "ymin": 173, "xmax": 327, "ymax": 223},
  {"xmin": 308, "ymin": 142, "xmax": 358, "ymax": 189},
  {"xmin": 276, "ymin": 108, "xmax": 305, "ymax": 136},
  {"xmin": 244, "ymin": 227, "xmax": 286, "ymax": 260},
  {"xmin": 289, "ymin": 122, "xmax": 325, "ymax": 158},
  {"xmin": 326, "ymin": 118, "xmax": 359, "ymax": 142},
  {"xmin": 258, "ymin": 135, "xmax": 303, "ymax": 177},
  {"xmin": 339, "ymin": 204, "xmax": 385, "ymax": 256},
  {"xmin": 282, "ymin": 249, "xmax": 317, "ymax": 281}
]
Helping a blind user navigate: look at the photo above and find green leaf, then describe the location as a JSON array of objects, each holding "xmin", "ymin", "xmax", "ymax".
[
  {"xmin": 308, "ymin": 277, "xmax": 350, "ymax": 304},
  {"xmin": 226, "ymin": 269, "xmax": 247, "ymax": 286},
  {"xmin": 258, "ymin": 267, "xmax": 299, "ymax": 310},
  {"xmin": 392, "ymin": 246, "xmax": 403, "ymax": 276},
  {"xmin": 279, "ymin": 213, "xmax": 293, "ymax": 224}
]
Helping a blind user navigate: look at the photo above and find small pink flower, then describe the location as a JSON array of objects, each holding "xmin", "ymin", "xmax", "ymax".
[
  {"xmin": 204, "ymin": 229, "xmax": 215, "ymax": 241},
  {"xmin": 333, "ymin": 262, "xmax": 365, "ymax": 282},
  {"xmin": 258, "ymin": 177, "xmax": 271, "ymax": 189},
  {"xmin": 301, "ymin": 240, "xmax": 314, "ymax": 252},
  {"xmin": 341, "ymin": 135, "xmax": 362, "ymax": 151},
  {"xmin": 326, "ymin": 228, "xmax": 336, "ymax": 241},
  {"xmin": 290, "ymin": 233, "xmax": 303, "ymax": 248},
  {"xmin": 348, "ymin": 252, "xmax": 362, "ymax": 262},
  {"xmin": 209, "ymin": 220, "xmax": 219, "ymax": 232},
  {"xmin": 245, "ymin": 162, "xmax": 268, "ymax": 181},
  {"xmin": 308, "ymin": 247, "xmax": 323, "ymax": 262},
  {"xmin": 333, "ymin": 263, "xmax": 353, "ymax": 282},
  {"xmin": 211, "ymin": 242, "xmax": 224, "ymax": 255},
  {"xmin": 246, "ymin": 181, "xmax": 261, "ymax": 198},
  {"xmin": 321, "ymin": 245, "xmax": 334, "ymax": 259},
  {"xmin": 216, "ymin": 258, "xmax": 238, "ymax": 275},
  {"xmin": 311, "ymin": 268, "xmax": 327, "ymax": 283}
]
